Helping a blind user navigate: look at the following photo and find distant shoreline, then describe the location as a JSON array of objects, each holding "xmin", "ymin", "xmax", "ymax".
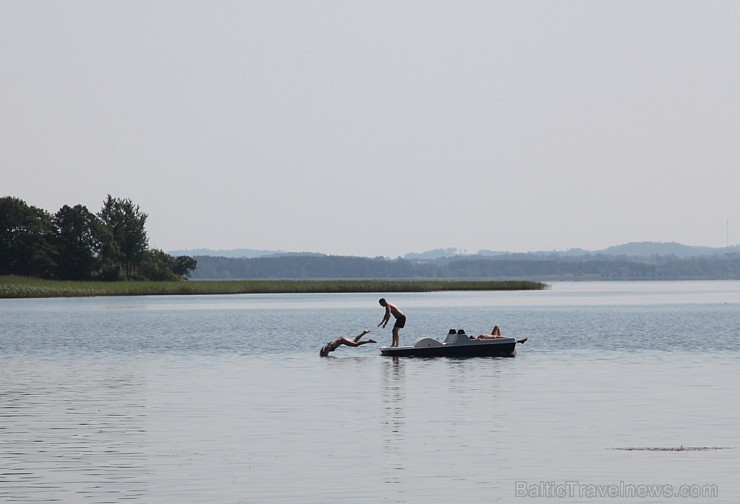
[
  {"xmin": 189, "ymin": 251, "xmax": 740, "ymax": 281},
  {"xmin": 0, "ymin": 277, "xmax": 549, "ymax": 299}
]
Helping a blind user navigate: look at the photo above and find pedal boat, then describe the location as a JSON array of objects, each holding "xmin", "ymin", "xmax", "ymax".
[{"xmin": 380, "ymin": 329, "xmax": 525, "ymax": 358}]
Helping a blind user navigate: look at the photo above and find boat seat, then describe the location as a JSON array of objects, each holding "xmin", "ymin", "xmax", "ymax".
[
  {"xmin": 413, "ymin": 337, "xmax": 444, "ymax": 348},
  {"xmin": 444, "ymin": 330, "xmax": 470, "ymax": 345}
]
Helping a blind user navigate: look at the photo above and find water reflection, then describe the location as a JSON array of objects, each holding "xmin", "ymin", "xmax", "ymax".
[
  {"xmin": 381, "ymin": 357, "xmax": 406, "ymax": 486},
  {"xmin": 378, "ymin": 356, "xmax": 513, "ymax": 497},
  {"xmin": 0, "ymin": 359, "xmax": 147, "ymax": 503}
]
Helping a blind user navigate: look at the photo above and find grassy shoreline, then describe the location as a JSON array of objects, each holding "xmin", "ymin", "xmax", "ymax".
[{"xmin": 0, "ymin": 276, "xmax": 549, "ymax": 299}]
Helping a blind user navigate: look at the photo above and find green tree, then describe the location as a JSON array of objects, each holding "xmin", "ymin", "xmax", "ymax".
[
  {"xmin": 139, "ymin": 249, "xmax": 178, "ymax": 281},
  {"xmin": 98, "ymin": 195, "xmax": 148, "ymax": 279},
  {"xmin": 0, "ymin": 196, "xmax": 56, "ymax": 277},
  {"xmin": 173, "ymin": 255, "xmax": 198, "ymax": 279},
  {"xmin": 138, "ymin": 251, "xmax": 197, "ymax": 281},
  {"xmin": 53, "ymin": 204, "xmax": 102, "ymax": 279}
]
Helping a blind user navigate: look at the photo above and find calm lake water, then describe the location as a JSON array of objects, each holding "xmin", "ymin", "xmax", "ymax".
[{"xmin": 1, "ymin": 281, "xmax": 739, "ymax": 503}]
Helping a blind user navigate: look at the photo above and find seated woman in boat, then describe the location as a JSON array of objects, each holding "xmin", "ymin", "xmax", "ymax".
[
  {"xmin": 319, "ymin": 329, "xmax": 376, "ymax": 357},
  {"xmin": 476, "ymin": 325, "xmax": 505, "ymax": 339}
]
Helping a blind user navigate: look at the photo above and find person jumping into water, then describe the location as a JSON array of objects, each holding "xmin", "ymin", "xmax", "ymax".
[{"xmin": 319, "ymin": 329, "xmax": 376, "ymax": 357}]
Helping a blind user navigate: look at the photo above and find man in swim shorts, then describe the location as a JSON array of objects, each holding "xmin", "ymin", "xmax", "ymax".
[{"xmin": 378, "ymin": 298, "xmax": 405, "ymax": 348}]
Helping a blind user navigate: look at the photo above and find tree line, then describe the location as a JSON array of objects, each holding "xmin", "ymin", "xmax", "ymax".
[
  {"xmin": 190, "ymin": 253, "xmax": 740, "ymax": 280},
  {"xmin": 1, "ymin": 196, "xmax": 196, "ymax": 281}
]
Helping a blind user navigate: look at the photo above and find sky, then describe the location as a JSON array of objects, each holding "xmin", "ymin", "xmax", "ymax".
[{"xmin": 2, "ymin": 1, "xmax": 739, "ymax": 257}]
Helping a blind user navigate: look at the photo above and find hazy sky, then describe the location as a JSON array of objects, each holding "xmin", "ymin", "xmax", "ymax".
[{"xmin": 2, "ymin": 1, "xmax": 739, "ymax": 257}]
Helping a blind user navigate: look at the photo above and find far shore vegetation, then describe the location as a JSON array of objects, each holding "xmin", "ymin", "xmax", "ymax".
[
  {"xmin": 1, "ymin": 195, "xmax": 197, "ymax": 282},
  {"xmin": 0, "ymin": 276, "xmax": 549, "ymax": 299},
  {"xmin": 1, "ymin": 194, "xmax": 550, "ymax": 298}
]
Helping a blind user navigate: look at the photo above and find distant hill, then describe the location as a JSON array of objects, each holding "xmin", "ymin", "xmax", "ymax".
[
  {"xmin": 473, "ymin": 242, "xmax": 736, "ymax": 259},
  {"xmin": 599, "ymin": 242, "xmax": 738, "ymax": 257},
  {"xmin": 419, "ymin": 242, "xmax": 740, "ymax": 260},
  {"xmin": 172, "ymin": 242, "xmax": 740, "ymax": 261},
  {"xmin": 403, "ymin": 248, "xmax": 462, "ymax": 260},
  {"xmin": 169, "ymin": 248, "xmax": 285, "ymax": 258}
]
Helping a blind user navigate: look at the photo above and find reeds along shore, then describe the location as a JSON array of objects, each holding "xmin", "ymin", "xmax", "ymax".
[{"xmin": 0, "ymin": 276, "xmax": 549, "ymax": 299}]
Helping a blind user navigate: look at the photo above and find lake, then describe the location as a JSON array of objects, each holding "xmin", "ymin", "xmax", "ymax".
[{"xmin": 1, "ymin": 281, "xmax": 738, "ymax": 503}]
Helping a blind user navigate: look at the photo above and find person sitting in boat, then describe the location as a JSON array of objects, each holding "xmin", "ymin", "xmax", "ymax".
[
  {"xmin": 319, "ymin": 329, "xmax": 376, "ymax": 357},
  {"xmin": 476, "ymin": 325, "xmax": 506, "ymax": 339}
]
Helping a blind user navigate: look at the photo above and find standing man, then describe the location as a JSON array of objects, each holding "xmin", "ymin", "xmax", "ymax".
[{"xmin": 378, "ymin": 298, "xmax": 405, "ymax": 347}]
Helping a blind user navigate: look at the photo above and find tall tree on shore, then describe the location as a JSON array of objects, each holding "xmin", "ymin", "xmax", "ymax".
[
  {"xmin": 98, "ymin": 195, "xmax": 148, "ymax": 280},
  {"xmin": 53, "ymin": 204, "xmax": 102, "ymax": 280},
  {"xmin": 0, "ymin": 196, "xmax": 56, "ymax": 277}
]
